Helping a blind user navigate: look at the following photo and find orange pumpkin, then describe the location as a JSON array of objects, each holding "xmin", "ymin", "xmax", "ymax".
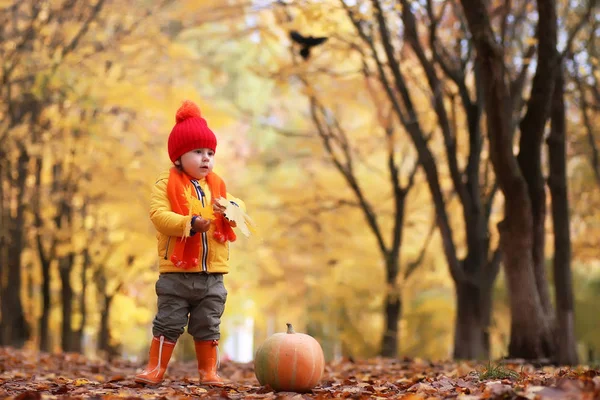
[{"xmin": 254, "ymin": 323, "xmax": 325, "ymax": 392}]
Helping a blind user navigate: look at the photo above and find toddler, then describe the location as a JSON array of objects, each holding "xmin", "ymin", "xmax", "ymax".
[{"xmin": 134, "ymin": 100, "xmax": 244, "ymax": 386}]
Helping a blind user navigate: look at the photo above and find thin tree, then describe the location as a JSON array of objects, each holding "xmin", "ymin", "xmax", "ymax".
[{"xmin": 340, "ymin": 0, "xmax": 502, "ymax": 358}]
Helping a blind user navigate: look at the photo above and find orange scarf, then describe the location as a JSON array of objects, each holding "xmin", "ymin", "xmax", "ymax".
[{"xmin": 166, "ymin": 167, "xmax": 236, "ymax": 269}]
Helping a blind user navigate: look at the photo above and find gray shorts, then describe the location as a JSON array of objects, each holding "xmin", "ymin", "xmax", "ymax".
[{"xmin": 152, "ymin": 273, "xmax": 227, "ymax": 342}]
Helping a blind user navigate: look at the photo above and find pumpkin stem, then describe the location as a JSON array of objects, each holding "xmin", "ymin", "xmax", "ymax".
[{"xmin": 286, "ymin": 323, "xmax": 295, "ymax": 334}]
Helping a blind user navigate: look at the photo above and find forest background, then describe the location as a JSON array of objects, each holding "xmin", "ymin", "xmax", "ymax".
[{"xmin": 1, "ymin": 0, "xmax": 599, "ymax": 367}]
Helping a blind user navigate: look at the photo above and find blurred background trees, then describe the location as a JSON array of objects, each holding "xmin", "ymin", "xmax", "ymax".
[{"xmin": 0, "ymin": 0, "xmax": 598, "ymax": 365}]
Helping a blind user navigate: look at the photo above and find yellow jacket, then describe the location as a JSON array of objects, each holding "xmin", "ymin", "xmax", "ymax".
[{"xmin": 149, "ymin": 170, "xmax": 245, "ymax": 274}]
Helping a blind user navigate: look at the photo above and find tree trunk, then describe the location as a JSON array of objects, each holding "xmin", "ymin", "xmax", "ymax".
[
  {"xmin": 39, "ymin": 256, "xmax": 51, "ymax": 352},
  {"xmin": 380, "ymin": 235, "xmax": 402, "ymax": 358},
  {"xmin": 453, "ymin": 275, "xmax": 494, "ymax": 360},
  {"xmin": 73, "ymin": 248, "xmax": 91, "ymax": 353},
  {"xmin": 1, "ymin": 147, "xmax": 31, "ymax": 348},
  {"xmin": 453, "ymin": 280, "xmax": 485, "ymax": 359},
  {"xmin": 454, "ymin": 201, "xmax": 494, "ymax": 360},
  {"xmin": 501, "ymin": 215, "xmax": 554, "ymax": 359},
  {"xmin": 458, "ymin": 0, "xmax": 557, "ymax": 360},
  {"xmin": 547, "ymin": 64, "xmax": 578, "ymax": 365},
  {"xmin": 3, "ymin": 249, "xmax": 29, "ymax": 348},
  {"xmin": 98, "ymin": 293, "xmax": 114, "ymax": 355},
  {"xmin": 453, "ymin": 248, "xmax": 498, "ymax": 361},
  {"xmin": 34, "ymin": 156, "xmax": 52, "ymax": 353},
  {"xmin": 381, "ymin": 286, "xmax": 401, "ymax": 358},
  {"xmin": 515, "ymin": 150, "xmax": 554, "ymax": 317},
  {"xmin": 0, "ymin": 150, "xmax": 6, "ymax": 345},
  {"xmin": 515, "ymin": 0, "xmax": 559, "ymax": 320},
  {"xmin": 60, "ymin": 254, "xmax": 76, "ymax": 352},
  {"xmin": 508, "ymin": 0, "xmax": 558, "ymax": 358}
]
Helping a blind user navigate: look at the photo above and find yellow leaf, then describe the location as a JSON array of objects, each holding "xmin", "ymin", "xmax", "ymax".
[
  {"xmin": 74, "ymin": 378, "xmax": 90, "ymax": 386},
  {"xmin": 215, "ymin": 198, "xmax": 257, "ymax": 238},
  {"xmin": 184, "ymin": 185, "xmax": 214, "ymax": 220}
]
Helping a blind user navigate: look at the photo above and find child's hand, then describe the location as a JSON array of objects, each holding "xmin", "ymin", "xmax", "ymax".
[
  {"xmin": 192, "ymin": 216, "xmax": 211, "ymax": 233},
  {"xmin": 213, "ymin": 199, "xmax": 237, "ymax": 226},
  {"xmin": 213, "ymin": 199, "xmax": 227, "ymax": 215}
]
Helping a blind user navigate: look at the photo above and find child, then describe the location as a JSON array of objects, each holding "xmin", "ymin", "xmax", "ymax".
[{"xmin": 135, "ymin": 100, "xmax": 245, "ymax": 386}]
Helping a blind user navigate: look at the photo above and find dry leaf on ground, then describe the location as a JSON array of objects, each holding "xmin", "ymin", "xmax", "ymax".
[{"xmin": 0, "ymin": 348, "xmax": 599, "ymax": 399}]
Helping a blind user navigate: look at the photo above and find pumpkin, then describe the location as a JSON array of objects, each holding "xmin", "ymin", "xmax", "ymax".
[{"xmin": 254, "ymin": 323, "xmax": 325, "ymax": 392}]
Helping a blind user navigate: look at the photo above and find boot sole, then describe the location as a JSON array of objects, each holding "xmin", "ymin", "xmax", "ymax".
[
  {"xmin": 199, "ymin": 381, "xmax": 224, "ymax": 386},
  {"xmin": 134, "ymin": 377, "xmax": 164, "ymax": 386}
]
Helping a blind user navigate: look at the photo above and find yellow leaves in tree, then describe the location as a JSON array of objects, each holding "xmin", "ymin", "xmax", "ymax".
[
  {"xmin": 183, "ymin": 186, "xmax": 214, "ymax": 220},
  {"xmin": 215, "ymin": 198, "xmax": 257, "ymax": 238}
]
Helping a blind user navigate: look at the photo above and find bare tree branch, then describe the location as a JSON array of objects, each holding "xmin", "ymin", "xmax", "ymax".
[
  {"xmin": 561, "ymin": 0, "xmax": 598, "ymax": 59},
  {"xmin": 510, "ymin": 44, "xmax": 536, "ymax": 116},
  {"xmin": 59, "ymin": 0, "xmax": 106, "ymax": 59},
  {"xmin": 486, "ymin": 247, "xmax": 502, "ymax": 287},
  {"xmin": 500, "ymin": 0, "xmax": 512, "ymax": 46},
  {"xmin": 425, "ymin": 0, "xmax": 466, "ymax": 88},
  {"xmin": 386, "ymin": 122, "xmax": 404, "ymax": 266},
  {"xmin": 4, "ymin": 3, "xmax": 41, "ymax": 71},
  {"xmin": 342, "ymin": 0, "xmax": 463, "ymax": 282},
  {"xmin": 484, "ymin": 182, "xmax": 499, "ymax": 223},
  {"xmin": 307, "ymin": 94, "xmax": 389, "ymax": 256},
  {"xmin": 404, "ymin": 215, "xmax": 437, "ymax": 279},
  {"xmin": 400, "ymin": 0, "xmax": 469, "ymax": 211},
  {"xmin": 574, "ymin": 64, "xmax": 600, "ymax": 186}
]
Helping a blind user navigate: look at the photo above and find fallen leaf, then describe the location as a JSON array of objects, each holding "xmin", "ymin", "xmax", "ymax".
[{"xmin": 73, "ymin": 378, "xmax": 92, "ymax": 386}]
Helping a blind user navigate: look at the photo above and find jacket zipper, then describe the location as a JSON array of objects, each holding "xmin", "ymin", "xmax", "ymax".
[
  {"xmin": 191, "ymin": 180, "xmax": 208, "ymax": 272},
  {"xmin": 164, "ymin": 237, "xmax": 171, "ymax": 260}
]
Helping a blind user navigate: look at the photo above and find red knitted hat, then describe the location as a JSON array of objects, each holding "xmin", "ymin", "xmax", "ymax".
[{"xmin": 168, "ymin": 100, "xmax": 217, "ymax": 162}]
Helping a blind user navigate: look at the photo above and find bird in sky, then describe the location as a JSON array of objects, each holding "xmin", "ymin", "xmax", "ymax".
[{"xmin": 289, "ymin": 30, "xmax": 328, "ymax": 60}]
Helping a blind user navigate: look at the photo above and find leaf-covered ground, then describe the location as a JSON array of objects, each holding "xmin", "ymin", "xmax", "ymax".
[{"xmin": 0, "ymin": 347, "xmax": 599, "ymax": 399}]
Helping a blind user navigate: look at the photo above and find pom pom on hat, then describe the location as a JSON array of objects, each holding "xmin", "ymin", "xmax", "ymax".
[
  {"xmin": 176, "ymin": 100, "xmax": 202, "ymax": 123},
  {"xmin": 168, "ymin": 100, "xmax": 217, "ymax": 162}
]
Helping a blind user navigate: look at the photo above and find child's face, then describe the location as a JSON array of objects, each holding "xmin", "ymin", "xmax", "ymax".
[{"xmin": 178, "ymin": 148, "xmax": 215, "ymax": 179}]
